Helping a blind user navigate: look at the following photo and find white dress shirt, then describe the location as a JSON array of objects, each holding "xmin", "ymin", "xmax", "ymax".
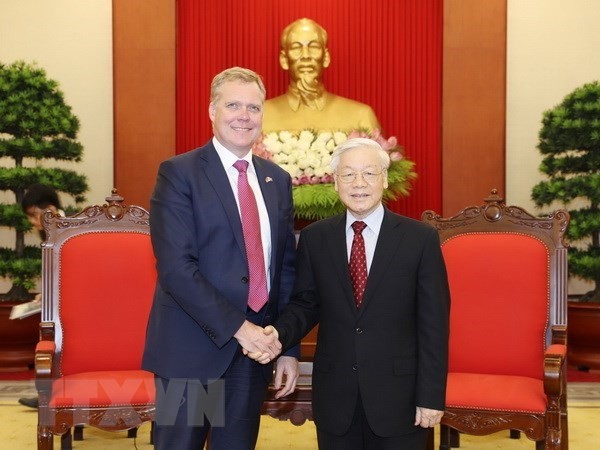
[
  {"xmin": 345, "ymin": 203, "xmax": 384, "ymax": 273},
  {"xmin": 213, "ymin": 137, "xmax": 272, "ymax": 290}
]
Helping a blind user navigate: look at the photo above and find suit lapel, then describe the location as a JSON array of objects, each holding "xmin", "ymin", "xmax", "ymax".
[
  {"xmin": 253, "ymin": 156, "xmax": 279, "ymax": 287},
  {"xmin": 358, "ymin": 210, "xmax": 404, "ymax": 317},
  {"xmin": 325, "ymin": 215, "xmax": 359, "ymax": 314},
  {"xmin": 200, "ymin": 145, "xmax": 246, "ymax": 257}
]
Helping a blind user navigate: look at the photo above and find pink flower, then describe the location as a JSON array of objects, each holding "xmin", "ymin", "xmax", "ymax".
[
  {"xmin": 389, "ymin": 151, "xmax": 403, "ymax": 161},
  {"xmin": 298, "ymin": 175, "xmax": 311, "ymax": 185},
  {"xmin": 348, "ymin": 129, "xmax": 398, "ymax": 152},
  {"xmin": 348, "ymin": 129, "xmax": 370, "ymax": 140},
  {"xmin": 252, "ymin": 137, "xmax": 272, "ymax": 160},
  {"xmin": 370, "ymin": 129, "xmax": 382, "ymax": 140},
  {"xmin": 386, "ymin": 136, "xmax": 398, "ymax": 149}
]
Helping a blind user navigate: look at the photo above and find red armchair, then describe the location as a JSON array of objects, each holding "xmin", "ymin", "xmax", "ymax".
[
  {"xmin": 35, "ymin": 190, "xmax": 156, "ymax": 449},
  {"xmin": 422, "ymin": 190, "xmax": 569, "ymax": 450}
]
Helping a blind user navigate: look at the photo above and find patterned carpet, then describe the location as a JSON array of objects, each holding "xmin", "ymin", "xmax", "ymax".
[{"xmin": 1, "ymin": 380, "xmax": 599, "ymax": 449}]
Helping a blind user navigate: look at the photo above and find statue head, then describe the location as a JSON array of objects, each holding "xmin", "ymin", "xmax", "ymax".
[{"xmin": 279, "ymin": 18, "xmax": 331, "ymax": 92}]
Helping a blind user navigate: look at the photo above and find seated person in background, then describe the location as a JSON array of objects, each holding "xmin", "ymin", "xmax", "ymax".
[
  {"xmin": 263, "ymin": 18, "xmax": 381, "ymax": 134},
  {"xmin": 18, "ymin": 183, "xmax": 64, "ymax": 409},
  {"xmin": 22, "ymin": 183, "xmax": 64, "ymax": 241}
]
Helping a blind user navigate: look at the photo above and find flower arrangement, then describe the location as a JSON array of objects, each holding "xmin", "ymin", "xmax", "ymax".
[{"xmin": 253, "ymin": 129, "xmax": 417, "ymax": 220}]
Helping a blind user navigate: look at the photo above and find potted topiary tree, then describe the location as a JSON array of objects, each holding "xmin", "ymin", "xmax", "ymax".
[
  {"xmin": 0, "ymin": 60, "xmax": 88, "ymax": 370},
  {"xmin": 532, "ymin": 80, "xmax": 600, "ymax": 370}
]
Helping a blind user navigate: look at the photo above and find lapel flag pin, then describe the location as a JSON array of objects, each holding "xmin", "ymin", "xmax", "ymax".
[{"xmin": 265, "ymin": 177, "xmax": 273, "ymax": 183}]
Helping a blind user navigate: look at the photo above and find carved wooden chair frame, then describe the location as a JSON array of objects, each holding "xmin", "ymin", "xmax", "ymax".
[
  {"xmin": 422, "ymin": 190, "xmax": 569, "ymax": 450},
  {"xmin": 35, "ymin": 190, "xmax": 155, "ymax": 450}
]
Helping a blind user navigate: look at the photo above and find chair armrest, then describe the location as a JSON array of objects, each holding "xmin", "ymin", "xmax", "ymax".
[
  {"xmin": 35, "ymin": 340, "xmax": 56, "ymax": 378},
  {"xmin": 551, "ymin": 324, "xmax": 567, "ymax": 346},
  {"xmin": 544, "ymin": 343, "xmax": 566, "ymax": 396},
  {"xmin": 35, "ymin": 322, "xmax": 56, "ymax": 382},
  {"xmin": 39, "ymin": 321, "xmax": 55, "ymax": 341}
]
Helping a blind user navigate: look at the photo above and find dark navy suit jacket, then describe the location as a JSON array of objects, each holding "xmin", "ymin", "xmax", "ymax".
[{"xmin": 142, "ymin": 141, "xmax": 297, "ymax": 382}]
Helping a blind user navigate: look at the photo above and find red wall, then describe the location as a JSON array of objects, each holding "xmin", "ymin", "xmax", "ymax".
[
  {"xmin": 176, "ymin": 0, "xmax": 443, "ymax": 219},
  {"xmin": 113, "ymin": 0, "xmax": 506, "ymax": 218}
]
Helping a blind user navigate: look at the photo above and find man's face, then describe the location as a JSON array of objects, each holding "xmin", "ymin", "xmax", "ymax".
[
  {"xmin": 281, "ymin": 22, "xmax": 330, "ymax": 88},
  {"xmin": 209, "ymin": 80, "xmax": 264, "ymax": 157},
  {"xmin": 334, "ymin": 146, "xmax": 388, "ymax": 219}
]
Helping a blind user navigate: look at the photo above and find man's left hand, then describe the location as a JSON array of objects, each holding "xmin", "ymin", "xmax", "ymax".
[
  {"xmin": 414, "ymin": 406, "xmax": 444, "ymax": 428},
  {"xmin": 272, "ymin": 355, "xmax": 299, "ymax": 399}
]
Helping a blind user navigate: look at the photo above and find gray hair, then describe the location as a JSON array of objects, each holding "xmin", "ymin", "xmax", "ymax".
[
  {"xmin": 330, "ymin": 138, "xmax": 390, "ymax": 173},
  {"xmin": 210, "ymin": 67, "xmax": 266, "ymax": 103}
]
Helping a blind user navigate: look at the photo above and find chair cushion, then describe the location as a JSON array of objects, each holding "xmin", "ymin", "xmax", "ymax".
[
  {"xmin": 442, "ymin": 233, "xmax": 549, "ymax": 379},
  {"xmin": 446, "ymin": 372, "xmax": 547, "ymax": 413},
  {"xmin": 49, "ymin": 370, "xmax": 155, "ymax": 408},
  {"xmin": 58, "ymin": 232, "xmax": 156, "ymax": 376}
]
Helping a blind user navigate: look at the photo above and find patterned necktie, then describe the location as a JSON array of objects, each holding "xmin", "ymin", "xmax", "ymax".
[
  {"xmin": 233, "ymin": 160, "xmax": 268, "ymax": 312},
  {"xmin": 349, "ymin": 221, "xmax": 368, "ymax": 307}
]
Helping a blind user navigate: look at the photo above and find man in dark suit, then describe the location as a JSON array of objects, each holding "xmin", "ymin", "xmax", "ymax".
[
  {"xmin": 142, "ymin": 67, "xmax": 299, "ymax": 450},
  {"xmin": 267, "ymin": 137, "xmax": 450, "ymax": 449}
]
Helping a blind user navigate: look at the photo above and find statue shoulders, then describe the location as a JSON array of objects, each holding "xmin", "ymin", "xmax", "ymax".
[
  {"xmin": 263, "ymin": 91, "xmax": 381, "ymax": 134},
  {"xmin": 323, "ymin": 92, "xmax": 375, "ymax": 111},
  {"xmin": 263, "ymin": 92, "xmax": 375, "ymax": 110}
]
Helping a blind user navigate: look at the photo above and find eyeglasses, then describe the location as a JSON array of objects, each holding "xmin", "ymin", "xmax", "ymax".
[{"xmin": 335, "ymin": 170, "xmax": 385, "ymax": 184}]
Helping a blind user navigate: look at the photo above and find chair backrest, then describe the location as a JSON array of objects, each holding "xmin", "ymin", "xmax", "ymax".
[
  {"xmin": 41, "ymin": 190, "xmax": 156, "ymax": 377},
  {"xmin": 422, "ymin": 190, "xmax": 569, "ymax": 379}
]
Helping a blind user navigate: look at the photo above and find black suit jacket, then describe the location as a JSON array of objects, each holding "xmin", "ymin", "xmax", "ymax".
[{"xmin": 275, "ymin": 209, "xmax": 450, "ymax": 437}]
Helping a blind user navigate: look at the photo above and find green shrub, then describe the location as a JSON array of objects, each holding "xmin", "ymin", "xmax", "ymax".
[
  {"xmin": 532, "ymin": 81, "xmax": 600, "ymax": 302},
  {"xmin": 0, "ymin": 61, "xmax": 87, "ymax": 301}
]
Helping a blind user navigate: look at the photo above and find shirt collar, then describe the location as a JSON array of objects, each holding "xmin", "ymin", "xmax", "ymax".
[
  {"xmin": 345, "ymin": 203, "xmax": 384, "ymax": 235},
  {"xmin": 212, "ymin": 137, "xmax": 254, "ymax": 171}
]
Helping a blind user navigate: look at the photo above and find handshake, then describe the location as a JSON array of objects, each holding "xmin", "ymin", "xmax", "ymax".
[{"xmin": 234, "ymin": 320, "xmax": 283, "ymax": 364}]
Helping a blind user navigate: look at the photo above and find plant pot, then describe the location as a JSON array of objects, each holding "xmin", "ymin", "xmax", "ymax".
[
  {"xmin": 567, "ymin": 300, "xmax": 600, "ymax": 370},
  {"xmin": 0, "ymin": 302, "xmax": 39, "ymax": 372}
]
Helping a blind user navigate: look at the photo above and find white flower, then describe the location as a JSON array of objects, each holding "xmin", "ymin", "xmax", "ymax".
[
  {"xmin": 333, "ymin": 132, "xmax": 348, "ymax": 145},
  {"xmin": 272, "ymin": 153, "xmax": 288, "ymax": 164},
  {"xmin": 314, "ymin": 166, "xmax": 327, "ymax": 177},
  {"xmin": 281, "ymin": 142, "xmax": 295, "ymax": 155},
  {"xmin": 303, "ymin": 167, "xmax": 315, "ymax": 177},
  {"xmin": 309, "ymin": 140, "xmax": 326, "ymax": 152},
  {"xmin": 320, "ymin": 154, "xmax": 332, "ymax": 167},
  {"xmin": 314, "ymin": 131, "xmax": 333, "ymax": 143},
  {"xmin": 299, "ymin": 130, "xmax": 315, "ymax": 143},
  {"xmin": 279, "ymin": 131, "xmax": 294, "ymax": 143},
  {"xmin": 296, "ymin": 138, "xmax": 311, "ymax": 151},
  {"xmin": 264, "ymin": 132, "xmax": 280, "ymax": 145},
  {"xmin": 260, "ymin": 130, "xmax": 354, "ymax": 184},
  {"xmin": 286, "ymin": 163, "xmax": 302, "ymax": 178}
]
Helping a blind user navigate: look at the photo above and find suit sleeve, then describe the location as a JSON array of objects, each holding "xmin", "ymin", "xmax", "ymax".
[
  {"xmin": 415, "ymin": 227, "xmax": 451, "ymax": 410},
  {"xmin": 150, "ymin": 160, "xmax": 246, "ymax": 348},
  {"xmin": 276, "ymin": 174, "xmax": 302, "ymax": 359},
  {"xmin": 274, "ymin": 230, "xmax": 321, "ymax": 352}
]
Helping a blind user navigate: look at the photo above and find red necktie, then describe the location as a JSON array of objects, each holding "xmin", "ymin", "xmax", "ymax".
[
  {"xmin": 233, "ymin": 160, "xmax": 268, "ymax": 312},
  {"xmin": 349, "ymin": 221, "xmax": 368, "ymax": 307}
]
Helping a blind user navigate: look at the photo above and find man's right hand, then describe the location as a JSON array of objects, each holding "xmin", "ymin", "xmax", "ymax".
[
  {"xmin": 234, "ymin": 321, "xmax": 282, "ymax": 362},
  {"xmin": 245, "ymin": 325, "xmax": 282, "ymax": 364}
]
